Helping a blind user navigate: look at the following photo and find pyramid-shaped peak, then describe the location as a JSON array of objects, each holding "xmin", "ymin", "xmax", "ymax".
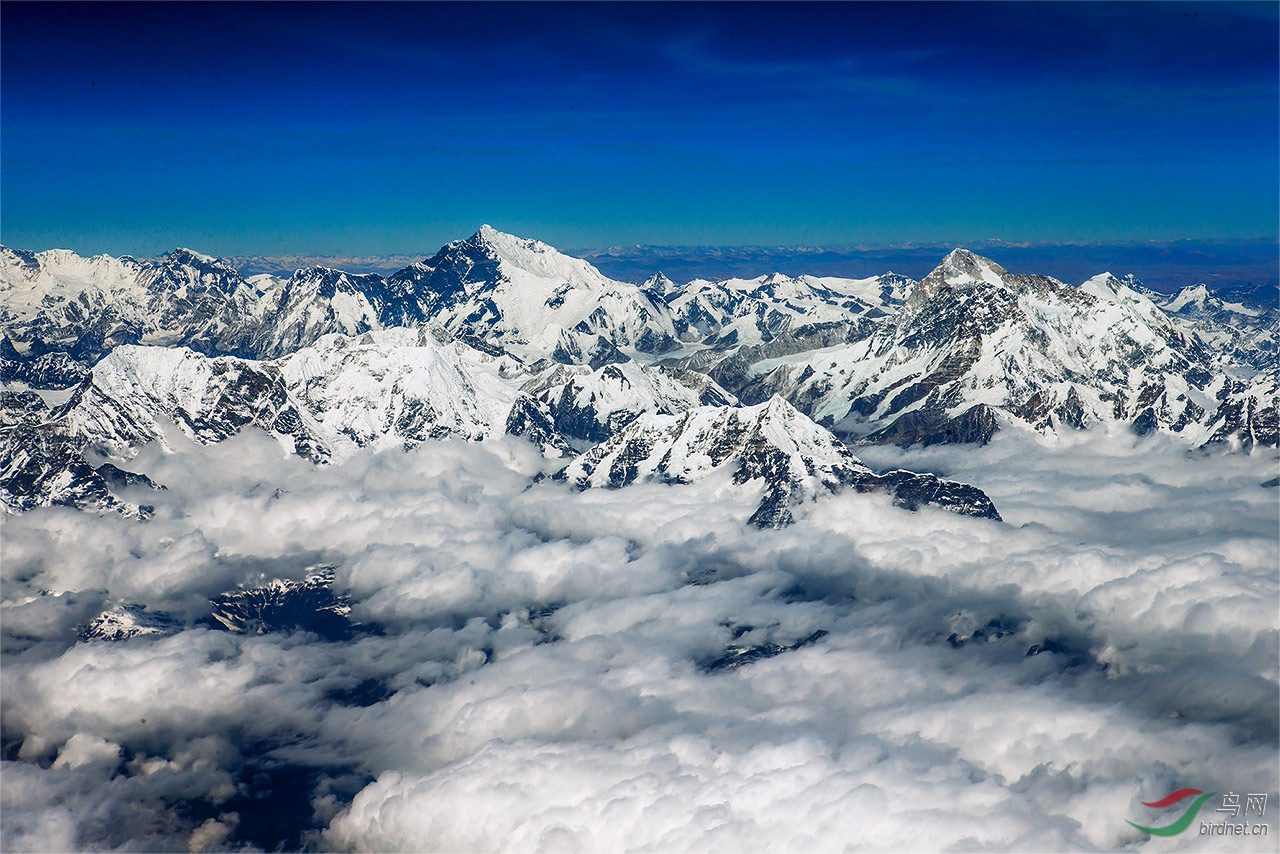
[
  {"xmin": 1164, "ymin": 283, "xmax": 1216, "ymax": 313},
  {"xmin": 469, "ymin": 224, "xmax": 549, "ymax": 251},
  {"xmin": 456, "ymin": 225, "xmax": 612, "ymax": 285},
  {"xmin": 903, "ymin": 248, "xmax": 1014, "ymax": 309},
  {"xmin": 170, "ymin": 247, "xmax": 219, "ymax": 263},
  {"xmin": 761, "ymin": 394, "xmax": 802, "ymax": 418},
  {"xmin": 164, "ymin": 247, "xmax": 240, "ymax": 272},
  {"xmin": 938, "ymin": 247, "xmax": 1009, "ymax": 277},
  {"xmin": 641, "ymin": 271, "xmax": 679, "ymax": 295},
  {"xmin": 921, "ymin": 248, "xmax": 1012, "ymax": 289}
]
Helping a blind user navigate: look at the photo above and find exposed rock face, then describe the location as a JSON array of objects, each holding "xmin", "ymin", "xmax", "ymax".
[
  {"xmin": 75, "ymin": 569, "xmax": 354, "ymax": 642},
  {"xmin": 0, "ymin": 390, "xmax": 159, "ymax": 517},
  {"xmin": 210, "ymin": 566, "xmax": 353, "ymax": 640},
  {"xmin": 556, "ymin": 397, "xmax": 1000, "ymax": 528},
  {"xmin": 78, "ymin": 604, "xmax": 182, "ymax": 642},
  {"xmin": 520, "ymin": 360, "xmax": 735, "ymax": 445},
  {"xmin": 719, "ymin": 254, "xmax": 1268, "ymax": 449},
  {"xmin": 4, "ymin": 229, "xmax": 1271, "ymax": 529},
  {"xmin": 865, "ymin": 404, "xmax": 1001, "ymax": 447},
  {"xmin": 702, "ymin": 628, "xmax": 830, "ymax": 672}
]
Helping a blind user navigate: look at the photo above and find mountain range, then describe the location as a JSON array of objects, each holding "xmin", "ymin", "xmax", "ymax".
[{"xmin": 3, "ymin": 226, "xmax": 1275, "ymax": 526}]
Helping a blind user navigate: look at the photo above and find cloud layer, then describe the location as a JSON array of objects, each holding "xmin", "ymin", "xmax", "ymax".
[{"xmin": 2, "ymin": 425, "xmax": 1276, "ymax": 851}]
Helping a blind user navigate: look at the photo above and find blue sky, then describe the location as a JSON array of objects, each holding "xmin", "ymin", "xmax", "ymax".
[{"xmin": 2, "ymin": 2, "xmax": 1277, "ymax": 257}]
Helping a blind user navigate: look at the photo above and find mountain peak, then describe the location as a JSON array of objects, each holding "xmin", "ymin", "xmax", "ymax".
[
  {"xmin": 458, "ymin": 226, "xmax": 613, "ymax": 287},
  {"xmin": 164, "ymin": 247, "xmax": 238, "ymax": 274},
  {"xmin": 943, "ymin": 247, "xmax": 978, "ymax": 262},
  {"xmin": 938, "ymin": 247, "xmax": 1009, "ymax": 280},
  {"xmin": 641, "ymin": 271, "xmax": 679, "ymax": 297},
  {"xmin": 467, "ymin": 224, "xmax": 549, "ymax": 253},
  {"xmin": 169, "ymin": 247, "xmax": 219, "ymax": 264},
  {"xmin": 1165, "ymin": 283, "xmax": 1214, "ymax": 313},
  {"xmin": 467, "ymin": 224, "xmax": 554, "ymax": 258},
  {"xmin": 906, "ymin": 248, "xmax": 1012, "ymax": 308}
]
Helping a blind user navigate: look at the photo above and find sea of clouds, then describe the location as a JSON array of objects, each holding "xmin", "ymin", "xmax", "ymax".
[{"xmin": 2, "ymin": 425, "xmax": 1276, "ymax": 852}]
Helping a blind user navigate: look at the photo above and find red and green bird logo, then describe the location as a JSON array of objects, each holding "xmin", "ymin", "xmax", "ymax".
[{"xmin": 1128, "ymin": 788, "xmax": 1215, "ymax": 836}]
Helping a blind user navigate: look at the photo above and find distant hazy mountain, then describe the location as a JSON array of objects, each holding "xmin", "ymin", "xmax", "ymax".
[{"xmin": 575, "ymin": 238, "xmax": 1280, "ymax": 294}]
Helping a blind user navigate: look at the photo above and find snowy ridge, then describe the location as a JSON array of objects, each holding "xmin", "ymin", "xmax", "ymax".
[
  {"xmin": 519, "ymin": 360, "xmax": 736, "ymax": 445},
  {"xmin": 1152, "ymin": 281, "xmax": 1278, "ymax": 374},
  {"xmin": 5, "ymin": 232, "xmax": 1271, "ymax": 450},
  {"xmin": 713, "ymin": 257, "xmax": 1276, "ymax": 449},
  {"xmin": 79, "ymin": 603, "xmax": 181, "ymax": 642},
  {"xmin": 662, "ymin": 272, "xmax": 889, "ymax": 351},
  {"xmin": 62, "ymin": 329, "xmax": 530, "ymax": 464},
  {"xmin": 387, "ymin": 225, "xmax": 681, "ymax": 363},
  {"xmin": 0, "ymin": 245, "xmax": 259, "ymax": 365},
  {"xmin": 557, "ymin": 397, "xmax": 999, "ymax": 527},
  {"xmin": 3, "ymin": 228, "xmax": 1275, "ymax": 527}
]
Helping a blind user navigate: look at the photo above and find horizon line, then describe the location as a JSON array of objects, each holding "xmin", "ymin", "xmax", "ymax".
[{"xmin": 4, "ymin": 234, "xmax": 1278, "ymax": 262}]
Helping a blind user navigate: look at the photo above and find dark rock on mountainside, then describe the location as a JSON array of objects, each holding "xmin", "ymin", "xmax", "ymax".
[
  {"xmin": 703, "ymin": 629, "xmax": 829, "ymax": 672},
  {"xmin": 852, "ymin": 469, "xmax": 1001, "ymax": 520},
  {"xmin": 209, "ymin": 567, "xmax": 353, "ymax": 640},
  {"xmin": 557, "ymin": 397, "xmax": 1001, "ymax": 528},
  {"xmin": 863, "ymin": 404, "xmax": 1001, "ymax": 447},
  {"xmin": 0, "ymin": 391, "xmax": 160, "ymax": 517}
]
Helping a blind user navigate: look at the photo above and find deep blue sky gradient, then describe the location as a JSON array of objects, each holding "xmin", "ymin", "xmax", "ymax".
[{"xmin": 2, "ymin": 2, "xmax": 1277, "ymax": 257}]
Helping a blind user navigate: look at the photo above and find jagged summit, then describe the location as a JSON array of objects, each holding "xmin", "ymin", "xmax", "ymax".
[
  {"xmin": 3, "ymin": 230, "xmax": 1274, "ymax": 452},
  {"xmin": 557, "ymin": 396, "xmax": 999, "ymax": 527},
  {"xmin": 460, "ymin": 224, "xmax": 613, "ymax": 286},
  {"xmin": 168, "ymin": 247, "xmax": 223, "ymax": 266},
  {"xmin": 1166, "ymin": 283, "xmax": 1213, "ymax": 311},
  {"xmin": 641, "ymin": 272, "xmax": 680, "ymax": 299},
  {"xmin": 907, "ymin": 248, "xmax": 1013, "ymax": 308},
  {"xmin": 385, "ymin": 226, "xmax": 679, "ymax": 363}
]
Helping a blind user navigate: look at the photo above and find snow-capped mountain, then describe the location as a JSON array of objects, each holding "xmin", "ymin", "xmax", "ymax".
[
  {"xmin": 557, "ymin": 397, "xmax": 999, "ymax": 527},
  {"xmin": 248, "ymin": 267, "xmax": 391, "ymax": 358},
  {"xmin": 77, "ymin": 567, "xmax": 352, "ymax": 642},
  {"xmin": 3, "ymin": 227, "xmax": 1275, "ymax": 529},
  {"xmin": 0, "ymin": 390, "xmax": 160, "ymax": 517},
  {"xmin": 694, "ymin": 250, "xmax": 1276, "ymax": 449},
  {"xmin": 385, "ymin": 225, "xmax": 681, "ymax": 363},
  {"xmin": 1, "ymin": 226, "xmax": 688, "ymax": 383},
  {"xmin": 519, "ymin": 360, "xmax": 736, "ymax": 445},
  {"xmin": 78, "ymin": 603, "xmax": 182, "ymax": 642},
  {"xmin": 1153, "ymin": 282, "xmax": 1279, "ymax": 373},
  {"xmin": 0, "ymin": 246, "xmax": 258, "ymax": 372},
  {"xmin": 61, "ymin": 329, "xmax": 532, "ymax": 464},
  {"xmin": 1, "ymin": 329, "xmax": 551, "ymax": 513},
  {"xmin": 661, "ymin": 272, "xmax": 893, "ymax": 351},
  {"xmin": 209, "ymin": 566, "xmax": 353, "ymax": 639},
  {"xmin": 3, "ymin": 330, "xmax": 1002, "ymax": 527}
]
